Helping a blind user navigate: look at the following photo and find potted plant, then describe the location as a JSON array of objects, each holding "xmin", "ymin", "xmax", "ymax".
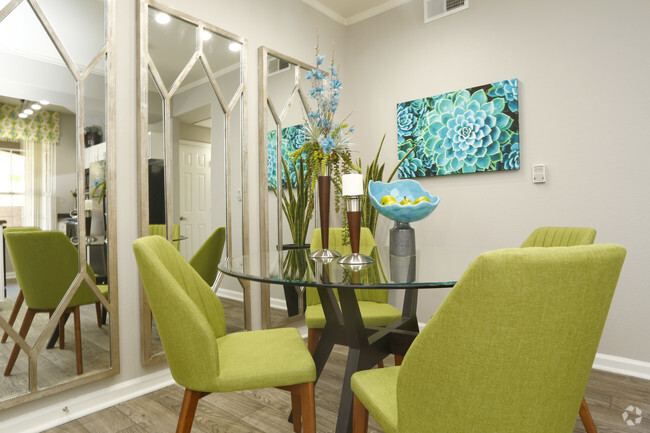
[{"xmin": 84, "ymin": 125, "xmax": 103, "ymax": 147}]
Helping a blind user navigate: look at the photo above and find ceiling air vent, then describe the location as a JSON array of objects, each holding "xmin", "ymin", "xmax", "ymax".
[
  {"xmin": 268, "ymin": 57, "xmax": 291, "ymax": 76},
  {"xmin": 424, "ymin": 0, "xmax": 468, "ymax": 23}
]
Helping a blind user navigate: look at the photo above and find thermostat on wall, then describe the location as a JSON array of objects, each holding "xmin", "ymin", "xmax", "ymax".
[{"xmin": 532, "ymin": 164, "xmax": 546, "ymax": 183}]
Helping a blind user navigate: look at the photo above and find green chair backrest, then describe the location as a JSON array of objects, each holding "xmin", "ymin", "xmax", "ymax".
[
  {"xmin": 307, "ymin": 228, "xmax": 387, "ymax": 306},
  {"xmin": 521, "ymin": 226, "xmax": 596, "ymax": 248},
  {"xmin": 396, "ymin": 244, "xmax": 626, "ymax": 432},
  {"xmin": 189, "ymin": 227, "xmax": 226, "ymax": 286},
  {"xmin": 133, "ymin": 235, "xmax": 226, "ymax": 391},
  {"xmin": 148, "ymin": 224, "xmax": 181, "ymax": 250},
  {"xmin": 4, "ymin": 230, "xmax": 99, "ymax": 310}
]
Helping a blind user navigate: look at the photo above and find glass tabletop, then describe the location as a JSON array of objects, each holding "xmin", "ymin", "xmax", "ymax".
[{"xmin": 218, "ymin": 247, "xmax": 455, "ymax": 290}]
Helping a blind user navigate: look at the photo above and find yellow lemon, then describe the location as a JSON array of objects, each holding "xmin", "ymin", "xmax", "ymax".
[{"xmin": 380, "ymin": 195, "xmax": 397, "ymax": 205}]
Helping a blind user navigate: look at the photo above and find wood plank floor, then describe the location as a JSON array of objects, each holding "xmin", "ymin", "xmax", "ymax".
[{"xmin": 42, "ymin": 343, "xmax": 650, "ymax": 433}]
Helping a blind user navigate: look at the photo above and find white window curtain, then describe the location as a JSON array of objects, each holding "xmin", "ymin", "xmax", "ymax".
[{"xmin": 23, "ymin": 139, "xmax": 56, "ymax": 229}]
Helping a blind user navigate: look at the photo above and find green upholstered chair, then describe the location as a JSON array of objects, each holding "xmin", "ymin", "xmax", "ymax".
[
  {"xmin": 1, "ymin": 227, "xmax": 41, "ymax": 344},
  {"xmin": 133, "ymin": 235, "xmax": 316, "ymax": 433},
  {"xmin": 351, "ymin": 244, "xmax": 626, "ymax": 433},
  {"xmin": 3, "ymin": 230, "xmax": 109, "ymax": 376},
  {"xmin": 521, "ymin": 226, "xmax": 599, "ymax": 433},
  {"xmin": 188, "ymin": 226, "xmax": 225, "ymax": 286},
  {"xmin": 520, "ymin": 226, "xmax": 596, "ymax": 248},
  {"xmin": 149, "ymin": 224, "xmax": 181, "ymax": 250},
  {"xmin": 306, "ymin": 228, "xmax": 402, "ymax": 357}
]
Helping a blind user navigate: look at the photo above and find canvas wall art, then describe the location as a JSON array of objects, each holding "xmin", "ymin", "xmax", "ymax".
[
  {"xmin": 396, "ymin": 78, "xmax": 519, "ymax": 178},
  {"xmin": 266, "ymin": 124, "xmax": 305, "ymax": 189}
]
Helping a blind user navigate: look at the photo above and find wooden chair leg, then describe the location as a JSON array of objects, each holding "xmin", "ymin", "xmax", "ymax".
[
  {"xmin": 307, "ymin": 328, "xmax": 322, "ymax": 355},
  {"xmin": 299, "ymin": 382, "xmax": 316, "ymax": 433},
  {"xmin": 394, "ymin": 355, "xmax": 404, "ymax": 366},
  {"xmin": 353, "ymin": 394, "xmax": 369, "ymax": 433},
  {"xmin": 73, "ymin": 306, "xmax": 83, "ymax": 375},
  {"xmin": 579, "ymin": 397, "xmax": 598, "ymax": 433},
  {"xmin": 377, "ymin": 360, "xmax": 384, "ymax": 368},
  {"xmin": 4, "ymin": 308, "xmax": 36, "ymax": 376},
  {"xmin": 95, "ymin": 302, "xmax": 103, "ymax": 327},
  {"xmin": 1, "ymin": 290, "xmax": 24, "ymax": 343},
  {"xmin": 59, "ymin": 315, "xmax": 65, "ymax": 349},
  {"xmin": 176, "ymin": 389, "xmax": 204, "ymax": 433},
  {"xmin": 290, "ymin": 389, "xmax": 302, "ymax": 433}
]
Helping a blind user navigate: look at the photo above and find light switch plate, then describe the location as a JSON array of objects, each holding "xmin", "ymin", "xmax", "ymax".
[{"xmin": 532, "ymin": 164, "xmax": 546, "ymax": 183}]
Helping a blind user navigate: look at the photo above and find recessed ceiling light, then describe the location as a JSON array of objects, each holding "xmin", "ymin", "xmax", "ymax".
[
  {"xmin": 201, "ymin": 30, "xmax": 212, "ymax": 41},
  {"xmin": 24, "ymin": 108, "xmax": 33, "ymax": 115},
  {"xmin": 18, "ymin": 113, "xmax": 27, "ymax": 118},
  {"xmin": 31, "ymin": 103, "xmax": 41, "ymax": 110},
  {"xmin": 155, "ymin": 12, "xmax": 171, "ymax": 24},
  {"xmin": 39, "ymin": 100, "xmax": 50, "ymax": 105},
  {"xmin": 228, "ymin": 42, "xmax": 241, "ymax": 52}
]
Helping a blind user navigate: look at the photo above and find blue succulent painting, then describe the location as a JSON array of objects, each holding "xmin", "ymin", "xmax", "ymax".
[
  {"xmin": 397, "ymin": 78, "xmax": 519, "ymax": 178},
  {"xmin": 267, "ymin": 124, "xmax": 306, "ymax": 189}
]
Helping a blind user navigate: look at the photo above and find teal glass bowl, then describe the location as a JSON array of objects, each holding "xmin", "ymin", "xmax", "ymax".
[{"xmin": 368, "ymin": 180, "xmax": 439, "ymax": 223}]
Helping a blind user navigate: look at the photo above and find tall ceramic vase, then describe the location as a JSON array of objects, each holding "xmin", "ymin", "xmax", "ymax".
[{"xmin": 310, "ymin": 164, "xmax": 341, "ymax": 260}]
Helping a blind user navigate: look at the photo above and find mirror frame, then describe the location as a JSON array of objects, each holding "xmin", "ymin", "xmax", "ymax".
[
  {"xmin": 258, "ymin": 47, "xmax": 315, "ymax": 329},
  {"xmin": 0, "ymin": 0, "xmax": 118, "ymax": 409},
  {"xmin": 137, "ymin": 0, "xmax": 250, "ymax": 365}
]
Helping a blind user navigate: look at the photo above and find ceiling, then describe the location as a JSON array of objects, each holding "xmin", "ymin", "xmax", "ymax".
[{"xmin": 301, "ymin": 0, "xmax": 413, "ymax": 25}]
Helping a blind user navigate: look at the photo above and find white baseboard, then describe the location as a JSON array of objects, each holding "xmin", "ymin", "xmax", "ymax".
[
  {"xmin": 219, "ymin": 290, "xmax": 288, "ymax": 312},
  {"xmin": 0, "ymin": 369, "xmax": 174, "ymax": 433},
  {"xmin": 593, "ymin": 353, "xmax": 650, "ymax": 380}
]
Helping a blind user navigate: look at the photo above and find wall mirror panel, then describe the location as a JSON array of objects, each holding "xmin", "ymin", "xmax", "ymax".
[
  {"xmin": 258, "ymin": 47, "xmax": 315, "ymax": 329},
  {"xmin": 138, "ymin": 0, "xmax": 249, "ymax": 365},
  {"xmin": 0, "ymin": 0, "xmax": 117, "ymax": 409}
]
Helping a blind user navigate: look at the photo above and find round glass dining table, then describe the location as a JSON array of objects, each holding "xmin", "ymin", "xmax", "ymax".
[{"xmin": 219, "ymin": 247, "xmax": 455, "ymax": 433}]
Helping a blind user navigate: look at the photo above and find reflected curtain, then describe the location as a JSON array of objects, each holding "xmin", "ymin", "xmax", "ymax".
[
  {"xmin": 0, "ymin": 104, "xmax": 59, "ymax": 229},
  {"xmin": 24, "ymin": 139, "xmax": 56, "ymax": 229}
]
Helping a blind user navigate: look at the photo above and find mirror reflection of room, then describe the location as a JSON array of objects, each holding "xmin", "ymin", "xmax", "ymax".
[
  {"xmin": 0, "ymin": 0, "xmax": 114, "ymax": 405},
  {"xmin": 144, "ymin": 3, "xmax": 247, "ymax": 362}
]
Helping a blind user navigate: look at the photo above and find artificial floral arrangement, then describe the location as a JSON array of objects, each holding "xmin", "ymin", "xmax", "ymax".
[{"xmin": 289, "ymin": 38, "xmax": 360, "ymax": 228}]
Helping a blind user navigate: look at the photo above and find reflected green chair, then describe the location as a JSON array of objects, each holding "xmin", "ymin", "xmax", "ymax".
[
  {"xmin": 521, "ymin": 226, "xmax": 597, "ymax": 248},
  {"xmin": 133, "ymin": 235, "xmax": 316, "ymax": 433},
  {"xmin": 521, "ymin": 226, "xmax": 598, "ymax": 433},
  {"xmin": 351, "ymin": 244, "xmax": 625, "ymax": 433},
  {"xmin": 189, "ymin": 227, "xmax": 225, "ymax": 286},
  {"xmin": 3, "ymin": 231, "xmax": 109, "ymax": 376},
  {"xmin": 149, "ymin": 224, "xmax": 181, "ymax": 250},
  {"xmin": 306, "ymin": 228, "xmax": 402, "ymax": 360},
  {"xmin": 1, "ymin": 227, "xmax": 41, "ymax": 344}
]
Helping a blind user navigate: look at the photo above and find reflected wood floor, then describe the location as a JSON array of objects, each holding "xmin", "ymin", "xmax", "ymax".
[
  {"xmin": 0, "ymin": 282, "xmax": 111, "ymax": 400},
  {"xmin": 43, "ymin": 343, "xmax": 650, "ymax": 433}
]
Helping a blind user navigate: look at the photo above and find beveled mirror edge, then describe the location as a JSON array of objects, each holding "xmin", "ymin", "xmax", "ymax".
[
  {"xmin": 0, "ymin": 0, "xmax": 119, "ymax": 410},
  {"xmin": 258, "ymin": 46, "xmax": 315, "ymax": 329},
  {"xmin": 137, "ymin": 0, "xmax": 251, "ymax": 366}
]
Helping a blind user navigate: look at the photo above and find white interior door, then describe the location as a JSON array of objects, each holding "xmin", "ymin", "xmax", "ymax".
[{"xmin": 179, "ymin": 140, "xmax": 211, "ymax": 261}]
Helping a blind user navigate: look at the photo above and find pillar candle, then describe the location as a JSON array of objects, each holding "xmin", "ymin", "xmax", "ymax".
[{"xmin": 342, "ymin": 173, "xmax": 364, "ymax": 196}]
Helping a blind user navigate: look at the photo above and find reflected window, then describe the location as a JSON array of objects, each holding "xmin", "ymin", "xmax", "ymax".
[{"xmin": 0, "ymin": 142, "xmax": 25, "ymax": 227}]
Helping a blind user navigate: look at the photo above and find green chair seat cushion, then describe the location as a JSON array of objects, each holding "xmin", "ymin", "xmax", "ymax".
[
  {"xmin": 305, "ymin": 301, "xmax": 402, "ymax": 329},
  {"xmin": 351, "ymin": 366, "xmax": 399, "ymax": 433},
  {"xmin": 216, "ymin": 328, "xmax": 316, "ymax": 392}
]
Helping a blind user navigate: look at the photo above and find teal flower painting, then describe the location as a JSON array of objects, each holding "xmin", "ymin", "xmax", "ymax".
[
  {"xmin": 267, "ymin": 124, "xmax": 306, "ymax": 189},
  {"xmin": 397, "ymin": 78, "xmax": 519, "ymax": 177}
]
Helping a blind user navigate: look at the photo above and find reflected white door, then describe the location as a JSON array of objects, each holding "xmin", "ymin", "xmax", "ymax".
[{"xmin": 179, "ymin": 140, "xmax": 211, "ymax": 261}]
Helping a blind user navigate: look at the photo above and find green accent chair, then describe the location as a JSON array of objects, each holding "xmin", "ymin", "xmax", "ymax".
[
  {"xmin": 149, "ymin": 224, "xmax": 181, "ymax": 250},
  {"xmin": 351, "ymin": 244, "xmax": 626, "ymax": 433},
  {"xmin": 1, "ymin": 227, "xmax": 41, "ymax": 344},
  {"xmin": 520, "ymin": 226, "xmax": 596, "ymax": 248},
  {"xmin": 133, "ymin": 235, "xmax": 316, "ymax": 433},
  {"xmin": 3, "ymin": 231, "xmax": 109, "ymax": 376},
  {"xmin": 189, "ymin": 227, "xmax": 225, "ymax": 286},
  {"xmin": 521, "ymin": 226, "xmax": 598, "ymax": 433},
  {"xmin": 306, "ymin": 228, "xmax": 402, "ymax": 360}
]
